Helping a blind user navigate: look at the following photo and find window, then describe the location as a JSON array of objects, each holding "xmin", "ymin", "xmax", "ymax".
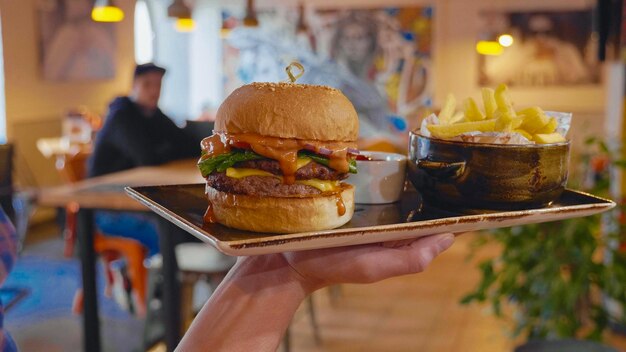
[{"xmin": 134, "ymin": 0, "xmax": 154, "ymax": 64}]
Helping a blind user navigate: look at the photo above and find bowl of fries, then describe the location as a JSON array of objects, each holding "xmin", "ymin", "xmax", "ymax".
[{"xmin": 408, "ymin": 84, "xmax": 570, "ymax": 210}]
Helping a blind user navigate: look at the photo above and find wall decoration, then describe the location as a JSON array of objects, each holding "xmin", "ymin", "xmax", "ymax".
[
  {"xmin": 221, "ymin": 6, "xmax": 433, "ymax": 146},
  {"xmin": 478, "ymin": 9, "xmax": 601, "ymax": 87},
  {"xmin": 37, "ymin": 0, "xmax": 116, "ymax": 81}
]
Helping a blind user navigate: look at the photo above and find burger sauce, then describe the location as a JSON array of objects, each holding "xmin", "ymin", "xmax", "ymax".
[
  {"xmin": 335, "ymin": 193, "xmax": 346, "ymax": 216},
  {"xmin": 200, "ymin": 134, "xmax": 230, "ymax": 158},
  {"xmin": 203, "ymin": 203, "xmax": 216, "ymax": 223}
]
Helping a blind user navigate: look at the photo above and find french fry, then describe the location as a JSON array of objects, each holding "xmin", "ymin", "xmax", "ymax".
[
  {"xmin": 481, "ymin": 88, "xmax": 497, "ymax": 119},
  {"xmin": 450, "ymin": 111, "xmax": 465, "ymax": 124},
  {"xmin": 493, "ymin": 110, "xmax": 520, "ymax": 132},
  {"xmin": 535, "ymin": 117, "xmax": 558, "ymax": 134},
  {"xmin": 495, "ymin": 84, "xmax": 516, "ymax": 116},
  {"xmin": 494, "ymin": 84, "xmax": 516, "ymax": 132},
  {"xmin": 431, "ymin": 85, "xmax": 567, "ymax": 144},
  {"xmin": 428, "ymin": 119, "xmax": 497, "ymax": 139},
  {"xmin": 514, "ymin": 129, "xmax": 533, "ymax": 141},
  {"xmin": 464, "ymin": 97, "xmax": 485, "ymax": 121},
  {"xmin": 533, "ymin": 133, "xmax": 566, "ymax": 144},
  {"xmin": 495, "ymin": 118, "xmax": 513, "ymax": 132},
  {"xmin": 438, "ymin": 94, "xmax": 456, "ymax": 125},
  {"xmin": 518, "ymin": 107, "xmax": 550, "ymax": 133}
]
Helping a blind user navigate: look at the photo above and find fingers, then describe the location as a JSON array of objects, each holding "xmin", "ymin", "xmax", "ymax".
[
  {"xmin": 407, "ymin": 233, "xmax": 455, "ymax": 273},
  {"xmin": 381, "ymin": 238, "xmax": 416, "ymax": 248},
  {"xmin": 381, "ymin": 233, "xmax": 456, "ymax": 248},
  {"xmin": 350, "ymin": 233, "xmax": 455, "ymax": 283}
]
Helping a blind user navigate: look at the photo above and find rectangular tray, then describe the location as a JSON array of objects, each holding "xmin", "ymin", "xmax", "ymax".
[{"xmin": 126, "ymin": 184, "xmax": 615, "ymax": 256}]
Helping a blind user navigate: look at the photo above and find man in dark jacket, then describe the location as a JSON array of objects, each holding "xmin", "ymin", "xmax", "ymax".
[
  {"xmin": 88, "ymin": 63, "xmax": 196, "ymax": 177},
  {"xmin": 88, "ymin": 63, "xmax": 197, "ymax": 256}
]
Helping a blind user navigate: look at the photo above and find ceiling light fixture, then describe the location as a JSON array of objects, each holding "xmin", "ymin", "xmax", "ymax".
[
  {"xmin": 296, "ymin": 3, "xmax": 307, "ymax": 33},
  {"xmin": 498, "ymin": 34, "xmax": 514, "ymax": 47},
  {"xmin": 243, "ymin": 0, "xmax": 259, "ymax": 27},
  {"xmin": 476, "ymin": 41, "xmax": 503, "ymax": 56},
  {"xmin": 91, "ymin": 0, "xmax": 124, "ymax": 23},
  {"xmin": 168, "ymin": 0, "xmax": 195, "ymax": 33}
]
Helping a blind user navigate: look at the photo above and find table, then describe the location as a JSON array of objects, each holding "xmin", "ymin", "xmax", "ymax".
[{"xmin": 38, "ymin": 159, "xmax": 205, "ymax": 352}]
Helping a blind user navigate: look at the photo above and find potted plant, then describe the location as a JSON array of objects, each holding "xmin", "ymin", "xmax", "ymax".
[{"xmin": 461, "ymin": 138, "xmax": 626, "ymax": 349}]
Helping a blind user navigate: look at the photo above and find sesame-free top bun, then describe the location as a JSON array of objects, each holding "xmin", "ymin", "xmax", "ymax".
[
  {"xmin": 215, "ymin": 82, "xmax": 359, "ymax": 142},
  {"xmin": 206, "ymin": 184, "xmax": 355, "ymax": 233}
]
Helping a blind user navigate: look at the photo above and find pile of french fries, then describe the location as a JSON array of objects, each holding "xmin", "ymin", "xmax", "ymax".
[{"xmin": 427, "ymin": 84, "xmax": 566, "ymax": 144}]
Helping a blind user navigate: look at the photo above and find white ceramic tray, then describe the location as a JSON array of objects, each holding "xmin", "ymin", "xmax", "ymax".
[{"xmin": 126, "ymin": 184, "xmax": 615, "ymax": 256}]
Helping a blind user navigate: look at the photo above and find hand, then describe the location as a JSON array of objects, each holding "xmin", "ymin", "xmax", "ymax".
[
  {"xmin": 283, "ymin": 233, "xmax": 455, "ymax": 293},
  {"xmin": 178, "ymin": 233, "xmax": 455, "ymax": 351}
]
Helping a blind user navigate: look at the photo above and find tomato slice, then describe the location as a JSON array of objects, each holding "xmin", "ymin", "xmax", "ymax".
[{"xmin": 231, "ymin": 141, "xmax": 251, "ymax": 149}]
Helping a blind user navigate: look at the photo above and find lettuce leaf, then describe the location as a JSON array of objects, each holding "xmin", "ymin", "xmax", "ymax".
[
  {"xmin": 197, "ymin": 150, "xmax": 264, "ymax": 177},
  {"xmin": 302, "ymin": 152, "xmax": 357, "ymax": 174}
]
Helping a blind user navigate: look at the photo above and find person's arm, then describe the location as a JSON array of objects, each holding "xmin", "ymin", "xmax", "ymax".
[{"xmin": 177, "ymin": 233, "xmax": 455, "ymax": 351}]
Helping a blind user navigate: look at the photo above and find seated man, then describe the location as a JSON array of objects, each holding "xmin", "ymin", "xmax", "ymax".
[{"xmin": 88, "ymin": 63, "xmax": 197, "ymax": 256}]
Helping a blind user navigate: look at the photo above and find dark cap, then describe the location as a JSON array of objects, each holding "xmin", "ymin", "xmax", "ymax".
[{"xmin": 134, "ymin": 63, "xmax": 166, "ymax": 78}]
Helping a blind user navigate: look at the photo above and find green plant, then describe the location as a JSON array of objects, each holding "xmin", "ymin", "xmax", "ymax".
[{"xmin": 461, "ymin": 138, "xmax": 626, "ymax": 341}]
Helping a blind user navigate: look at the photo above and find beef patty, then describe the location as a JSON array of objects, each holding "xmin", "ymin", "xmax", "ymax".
[
  {"xmin": 235, "ymin": 159, "xmax": 348, "ymax": 181},
  {"xmin": 206, "ymin": 173, "xmax": 324, "ymax": 197}
]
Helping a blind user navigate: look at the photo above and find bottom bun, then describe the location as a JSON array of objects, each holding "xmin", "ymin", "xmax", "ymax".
[{"xmin": 206, "ymin": 184, "xmax": 355, "ymax": 233}]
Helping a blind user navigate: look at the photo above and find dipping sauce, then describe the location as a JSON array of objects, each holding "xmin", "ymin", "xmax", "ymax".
[
  {"xmin": 355, "ymin": 155, "xmax": 384, "ymax": 161},
  {"xmin": 350, "ymin": 151, "xmax": 407, "ymax": 204}
]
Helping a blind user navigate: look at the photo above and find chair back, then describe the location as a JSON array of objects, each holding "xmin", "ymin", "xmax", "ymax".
[
  {"xmin": 0, "ymin": 144, "xmax": 14, "ymax": 222},
  {"xmin": 183, "ymin": 120, "xmax": 214, "ymax": 148},
  {"xmin": 59, "ymin": 150, "xmax": 91, "ymax": 183}
]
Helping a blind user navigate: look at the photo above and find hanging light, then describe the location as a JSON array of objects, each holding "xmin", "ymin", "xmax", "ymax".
[
  {"xmin": 243, "ymin": 0, "xmax": 259, "ymax": 27},
  {"xmin": 476, "ymin": 41, "xmax": 503, "ymax": 56},
  {"xmin": 91, "ymin": 0, "xmax": 124, "ymax": 23},
  {"xmin": 175, "ymin": 18, "xmax": 195, "ymax": 32},
  {"xmin": 168, "ymin": 0, "xmax": 195, "ymax": 32},
  {"xmin": 296, "ymin": 3, "xmax": 307, "ymax": 33},
  {"xmin": 498, "ymin": 34, "xmax": 514, "ymax": 47},
  {"xmin": 221, "ymin": 15, "xmax": 233, "ymax": 38}
]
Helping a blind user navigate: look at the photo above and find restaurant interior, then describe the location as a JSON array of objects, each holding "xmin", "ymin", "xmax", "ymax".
[{"xmin": 3, "ymin": 0, "xmax": 626, "ymax": 351}]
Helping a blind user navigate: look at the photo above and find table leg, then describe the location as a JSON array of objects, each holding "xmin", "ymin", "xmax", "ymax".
[
  {"xmin": 158, "ymin": 219, "xmax": 182, "ymax": 351},
  {"xmin": 77, "ymin": 209, "xmax": 100, "ymax": 352}
]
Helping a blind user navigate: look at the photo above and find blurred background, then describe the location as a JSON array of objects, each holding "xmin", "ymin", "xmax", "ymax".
[{"xmin": 3, "ymin": 0, "xmax": 626, "ymax": 351}]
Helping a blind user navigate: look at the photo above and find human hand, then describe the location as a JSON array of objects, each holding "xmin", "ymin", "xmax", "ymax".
[
  {"xmin": 178, "ymin": 233, "xmax": 455, "ymax": 352},
  {"xmin": 283, "ymin": 233, "xmax": 455, "ymax": 293}
]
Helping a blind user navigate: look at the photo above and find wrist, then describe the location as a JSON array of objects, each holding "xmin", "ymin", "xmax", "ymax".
[{"xmin": 230, "ymin": 254, "xmax": 311, "ymax": 300}]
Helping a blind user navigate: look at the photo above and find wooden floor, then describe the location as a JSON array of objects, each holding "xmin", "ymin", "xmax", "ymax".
[
  {"xmin": 286, "ymin": 233, "xmax": 626, "ymax": 352},
  {"xmin": 148, "ymin": 232, "xmax": 626, "ymax": 352}
]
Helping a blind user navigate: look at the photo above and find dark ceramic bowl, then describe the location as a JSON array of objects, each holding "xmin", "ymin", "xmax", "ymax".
[{"xmin": 408, "ymin": 132, "xmax": 570, "ymax": 211}]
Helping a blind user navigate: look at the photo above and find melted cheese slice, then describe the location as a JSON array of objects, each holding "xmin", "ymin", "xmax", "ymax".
[
  {"xmin": 295, "ymin": 179, "xmax": 340, "ymax": 192},
  {"xmin": 225, "ymin": 168, "xmax": 279, "ymax": 179},
  {"xmin": 296, "ymin": 156, "xmax": 312, "ymax": 169},
  {"xmin": 225, "ymin": 166, "xmax": 340, "ymax": 192}
]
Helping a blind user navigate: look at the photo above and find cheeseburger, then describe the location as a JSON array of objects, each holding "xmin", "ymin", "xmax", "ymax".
[{"xmin": 197, "ymin": 82, "xmax": 359, "ymax": 233}]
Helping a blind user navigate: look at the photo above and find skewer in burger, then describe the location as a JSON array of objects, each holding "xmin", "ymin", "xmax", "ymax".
[{"xmin": 197, "ymin": 81, "xmax": 360, "ymax": 233}]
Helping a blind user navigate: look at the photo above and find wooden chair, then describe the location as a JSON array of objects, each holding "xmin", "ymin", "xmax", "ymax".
[{"xmin": 57, "ymin": 149, "xmax": 148, "ymax": 316}]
